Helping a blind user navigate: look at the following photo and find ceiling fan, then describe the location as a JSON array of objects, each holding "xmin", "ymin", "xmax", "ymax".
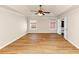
[{"xmin": 31, "ymin": 5, "xmax": 50, "ymax": 16}]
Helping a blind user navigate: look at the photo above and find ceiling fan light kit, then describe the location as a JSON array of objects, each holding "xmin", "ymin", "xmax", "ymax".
[{"xmin": 37, "ymin": 13, "xmax": 43, "ymax": 16}]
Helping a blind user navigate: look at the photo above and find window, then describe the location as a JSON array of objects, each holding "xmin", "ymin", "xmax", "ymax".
[
  {"xmin": 50, "ymin": 20, "xmax": 56, "ymax": 29},
  {"xmin": 30, "ymin": 20, "xmax": 37, "ymax": 30}
]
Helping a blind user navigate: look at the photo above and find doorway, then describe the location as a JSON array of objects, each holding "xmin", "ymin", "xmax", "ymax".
[
  {"xmin": 61, "ymin": 21, "xmax": 64, "ymax": 36},
  {"xmin": 57, "ymin": 16, "xmax": 67, "ymax": 38}
]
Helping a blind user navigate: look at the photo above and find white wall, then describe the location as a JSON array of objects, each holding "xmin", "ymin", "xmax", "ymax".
[
  {"xmin": 27, "ymin": 16, "xmax": 57, "ymax": 33},
  {"xmin": 0, "ymin": 6, "xmax": 27, "ymax": 49},
  {"xmin": 59, "ymin": 7, "xmax": 79, "ymax": 49}
]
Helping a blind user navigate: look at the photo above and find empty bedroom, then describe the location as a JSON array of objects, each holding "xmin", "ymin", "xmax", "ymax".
[{"xmin": 0, "ymin": 5, "xmax": 79, "ymax": 54}]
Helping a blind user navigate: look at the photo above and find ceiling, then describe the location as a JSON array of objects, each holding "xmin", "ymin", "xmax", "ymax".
[{"xmin": 5, "ymin": 5, "xmax": 76, "ymax": 16}]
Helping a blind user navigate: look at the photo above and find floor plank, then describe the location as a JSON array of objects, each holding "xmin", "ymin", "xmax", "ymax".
[{"xmin": 0, "ymin": 33, "xmax": 79, "ymax": 54}]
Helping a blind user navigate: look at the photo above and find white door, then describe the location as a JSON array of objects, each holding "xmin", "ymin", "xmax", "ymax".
[
  {"xmin": 64, "ymin": 16, "xmax": 68, "ymax": 39},
  {"xmin": 57, "ymin": 19, "xmax": 61, "ymax": 34}
]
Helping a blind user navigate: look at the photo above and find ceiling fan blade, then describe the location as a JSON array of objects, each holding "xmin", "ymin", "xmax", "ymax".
[
  {"xmin": 35, "ymin": 12, "xmax": 38, "ymax": 14},
  {"xmin": 41, "ymin": 13, "xmax": 45, "ymax": 15},
  {"xmin": 31, "ymin": 10, "xmax": 37, "ymax": 12},
  {"xmin": 44, "ymin": 12, "xmax": 50, "ymax": 14}
]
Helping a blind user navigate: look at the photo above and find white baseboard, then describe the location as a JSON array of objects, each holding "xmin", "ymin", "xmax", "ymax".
[
  {"xmin": 0, "ymin": 33, "xmax": 27, "ymax": 49},
  {"xmin": 28, "ymin": 32, "xmax": 57, "ymax": 33},
  {"xmin": 66, "ymin": 38, "xmax": 79, "ymax": 49}
]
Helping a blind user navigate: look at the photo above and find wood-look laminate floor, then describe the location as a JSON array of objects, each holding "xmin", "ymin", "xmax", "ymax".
[{"xmin": 0, "ymin": 33, "xmax": 79, "ymax": 54}]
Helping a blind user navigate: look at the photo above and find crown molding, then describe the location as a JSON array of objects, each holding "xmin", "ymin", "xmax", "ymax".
[
  {"xmin": 0, "ymin": 5, "xmax": 25, "ymax": 16},
  {"xmin": 57, "ymin": 5, "xmax": 79, "ymax": 17}
]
